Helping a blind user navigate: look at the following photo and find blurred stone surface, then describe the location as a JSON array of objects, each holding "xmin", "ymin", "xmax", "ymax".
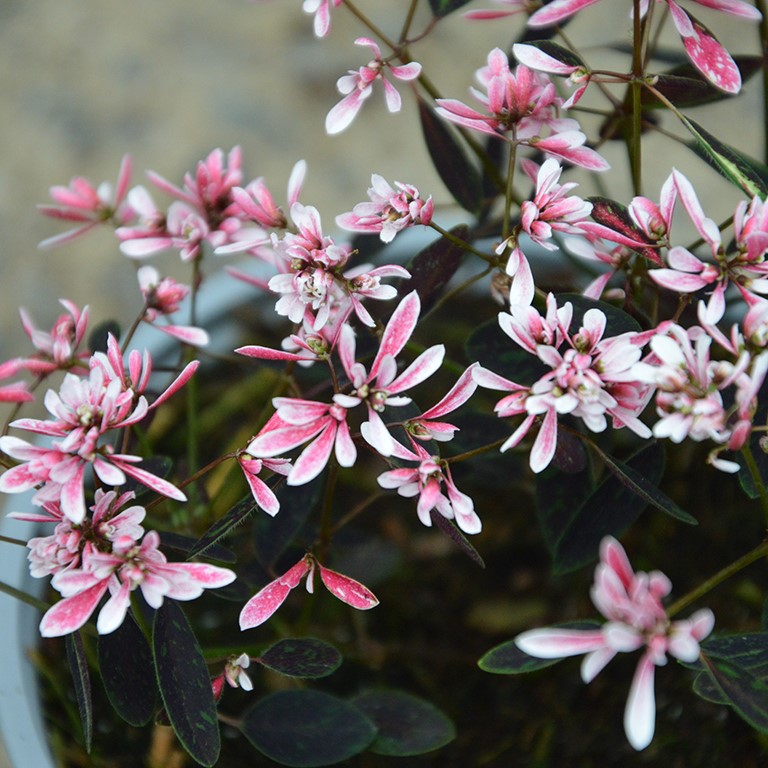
[{"xmin": 0, "ymin": 1, "xmax": 763, "ymax": 765}]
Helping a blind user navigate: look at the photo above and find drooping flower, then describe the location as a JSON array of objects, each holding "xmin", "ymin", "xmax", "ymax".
[
  {"xmin": 239, "ymin": 553, "xmax": 378, "ymax": 630},
  {"xmin": 326, "ymin": 38, "xmax": 422, "ymax": 135},
  {"xmin": 515, "ymin": 535, "xmax": 715, "ymax": 751},
  {"xmin": 302, "ymin": 0, "xmax": 342, "ymax": 37},
  {"xmin": 377, "ymin": 441, "xmax": 482, "ymax": 534}
]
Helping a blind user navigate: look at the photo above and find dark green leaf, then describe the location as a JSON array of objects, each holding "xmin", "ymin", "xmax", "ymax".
[
  {"xmin": 557, "ymin": 292, "xmax": 640, "ymax": 336},
  {"xmin": 701, "ymin": 655, "xmax": 768, "ymax": 733},
  {"xmin": 429, "ymin": 507, "xmax": 485, "ymax": 567},
  {"xmin": 642, "ymin": 57, "xmax": 761, "ymax": 111},
  {"xmin": 352, "ymin": 690, "xmax": 456, "ymax": 756},
  {"xmin": 552, "ymin": 441, "xmax": 671, "ymax": 574},
  {"xmin": 98, "ymin": 614, "xmax": 156, "ymax": 726},
  {"xmin": 589, "ymin": 441, "xmax": 697, "ymax": 525},
  {"xmin": 683, "ymin": 116, "xmax": 768, "ymax": 198},
  {"xmin": 513, "ymin": 40, "xmax": 585, "ymax": 69},
  {"xmin": 189, "ymin": 494, "xmax": 260, "ymax": 559},
  {"xmin": 253, "ymin": 474, "xmax": 325, "ymax": 568},
  {"xmin": 701, "ymin": 633, "xmax": 768, "ymax": 669},
  {"xmin": 87, "ymin": 320, "xmax": 121, "ymax": 353},
  {"xmin": 427, "ymin": 0, "xmax": 474, "ymax": 17},
  {"xmin": 406, "ymin": 225, "xmax": 468, "ymax": 313},
  {"xmin": 418, "ymin": 98, "xmax": 484, "ymax": 214},
  {"xmin": 478, "ymin": 621, "xmax": 602, "ymax": 674},
  {"xmin": 153, "ymin": 601, "xmax": 220, "ymax": 767},
  {"xmin": 693, "ymin": 670, "xmax": 728, "ymax": 704},
  {"xmin": 241, "ymin": 690, "xmax": 376, "ymax": 767},
  {"xmin": 535, "ymin": 460, "xmax": 595, "ymax": 553},
  {"xmin": 257, "ymin": 637, "xmax": 342, "ymax": 679},
  {"xmin": 465, "ymin": 318, "xmax": 549, "ymax": 385},
  {"xmin": 65, "ymin": 631, "xmax": 93, "ymax": 753}
]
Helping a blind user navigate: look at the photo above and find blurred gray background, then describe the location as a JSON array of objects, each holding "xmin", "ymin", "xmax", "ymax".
[{"xmin": 0, "ymin": 1, "xmax": 763, "ymax": 765}]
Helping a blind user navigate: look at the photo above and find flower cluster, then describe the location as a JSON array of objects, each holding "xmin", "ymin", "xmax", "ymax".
[{"xmin": 4, "ymin": 1, "xmax": 768, "ymax": 763}]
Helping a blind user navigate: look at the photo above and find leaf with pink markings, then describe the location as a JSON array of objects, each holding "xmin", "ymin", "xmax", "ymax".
[
  {"xmin": 318, "ymin": 565, "xmax": 379, "ymax": 610},
  {"xmin": 40, "ymin": 580, "xmax": 110, "ymax": 637}
]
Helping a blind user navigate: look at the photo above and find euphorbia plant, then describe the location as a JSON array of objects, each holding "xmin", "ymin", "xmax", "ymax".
[{"xmin": 2, "ymin": 0, "xmax": 768, "ymax": 765}]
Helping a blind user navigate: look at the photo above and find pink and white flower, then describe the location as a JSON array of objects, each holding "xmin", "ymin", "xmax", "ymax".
[
  {"xmin": 334, "ymin": 291, "xmax": 445, "ymax": 457},
  {"xmin": 336, "ymin": 175, "xmax": 434, "ymax": 243},
  {"xmin": 39, "ymin": 528, "xmax": 236, "ymax": 637},
  {"xmin": 38, "ymin": 155, "xmax": 134, "ymax": 249},
  {"xmin": 377, "ymin": 441, "xmax": 482, "ymax": 534},
  {"xmin": 326, "ymin": 38, "xmax": 422, "ymax": 135},
  {"xmin": 239, "ymin": 553, "xmax": 378, "ymax": 630},
  {"xmin": 515, "ymin": 535, "xmax": 715, "ymax": 751}
]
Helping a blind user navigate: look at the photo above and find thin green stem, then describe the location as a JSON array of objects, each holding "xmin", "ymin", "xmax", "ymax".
[
  {"xmin": 427, "ymin": 221, "xmax": 496, "ymax": 264},
  {"xmin": 741, "ymin": 442, "xmax": 768, "ymax": 526},
  {"xmin": 0, "ymin": 580, "xmax": 50, "ymax": 612},
  {"xmin": 0, "ymin": 534, "xmax": 29, "ymax": 547},
  {"xmin": 630, "ymin": 0, "xmax": 645, "ymax": 195},
  {"xmin": 503, "ymin": 141, "xmax": 519, "ymax": 242},
  {"xmin": 755, "ymin": 0, "xmax": 768, "ymax": 164},
  {"xmin": 666, "ymin": 538, "xmax": 768, "ymax": 618}
]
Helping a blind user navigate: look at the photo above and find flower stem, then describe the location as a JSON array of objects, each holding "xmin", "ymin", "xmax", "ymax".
[
  {"xmin": 741, "ymin": 441, "xmax": 768, "ymax": 526},
  {"xmin": 666, "ymin": 538, "xmax": 768, "ymax": 618}
]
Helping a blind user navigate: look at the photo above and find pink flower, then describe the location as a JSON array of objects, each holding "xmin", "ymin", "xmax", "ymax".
[
  {"xmin": 334, "ymin": 291, "xmax": 445, "ymax": 457},
  {"xmin": 246, "ymin": 400, "xmax": 356, "ymax": 486},
  {"xmin": 325, "ymin": 38, "xmax": 422, "ymax": 135},
  {"xmin": 302, "ymin": 0, "xmax": 342, "ymax": 37},
  {"xmin": 37, "ymin": 155, "xmax": 134, "ymax": 249},
  {"xmin": 403, "ymin": 363, "xmax": 479, "ymax": 444},
  {"xmin": 520, "ymin": 158, "xmax": 593, "ymax": 248},
  {"xmin": 136, "ymin": 266, "xmax": 209, "ymax": 346},
  {"xmin": 512, "ymin": 43, "xmax": 591, "ymax": 108},
  {"xmin": 474, "ymin": 295, "xmax": 652, "ymax": 473},
  {"xmin": 237, "ymin": 452, "xmax": 291, "ymax": 516},
  {"xmin": 268, "ymin": 203, "xmax": 409, "ymax": 330},
  {"xmin": 239, "ymin": 553, "xmax": 378, "ymax": 630},
  {"xmin": 377, "ymin": 441, "xmax": 481, "ymax": 534},
  {"xmin": 464, "ymin": 0, "xmax": 539, "ymax": 20},
  {"xmin": 14, "ymin": 300, "xmax": 90, "ymax": 377},
  {"xmin": 435, "ymin": 49, "xmax": 608, "ymax": 170},
  {"xmin": 39, "ymin": 529, "xmax": 236, "ymax": 637},
  {"xmin": 515, "ymin": 536, "xmax": 715, "ymax": 750},
  {"xmin": 528, "ymin": 0, "xmax": 759, "ymax": 94},
  {"xmin": 336, "ymin": 175, "xmax": 434, "ymax": 243}
]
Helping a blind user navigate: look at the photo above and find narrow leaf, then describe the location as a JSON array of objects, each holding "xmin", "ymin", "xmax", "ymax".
[
  {"xmin": 701, "ymin": 632, "xmax": 768, "ymax": 669},
  {"xmin": 257, "ymin": 637, "xmax": 342, "ymax": 679},
  {"xmin": 429, "ymin": 507, "xmax": 485, "ymax": 567},
  {"xmin": 682, "ymin": 116, "xmax": 768, "ymax": 198},
  {"xmin": 418, "ymin": 98, "xmax": 484, "ymax": 214},
  {"xmin": 514, "ymin": 40, "xmax": 586, "ymax": 69},
  {"xmin": 98, "ymin": 613, "xmax": 156, "ymax": 726},
  {"xmin": 65, "ymin": 631, "xmax": 93, "ymax": 753},
  {"xmin": 552, "ymin": 442, "xmax": 671, "ymax": 574},
  {"xmin": 241, "ymin": 690, "xmax": 376, "ymax": 767},
  {"xmin": 189, "ymin": 494, "xmax": 260, "ymax": 559},
  {"xmin": 642, "ymin": 57, "xmax": 761, "ymax": 111},
  {"xmin": 352, "ymin": 690, "xmax": 456, "ymax": 756},
  {"xmin": 589, "ymin": 441, "xmax": 697, "ymax": 524},
  {"xmin": 585, "ymin": 198, "xmax": 660, "ymax": 263},
  {"xmin": 153, "ymin": 601, "xmax": 220, "ymax": 767},
  {"xmin": 406, "ymin": 225, "xmax": 468, "ymax": 313},
  {"xmin": 253, "ymin": 474, "xmax": 325, "ymax": 568}
]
